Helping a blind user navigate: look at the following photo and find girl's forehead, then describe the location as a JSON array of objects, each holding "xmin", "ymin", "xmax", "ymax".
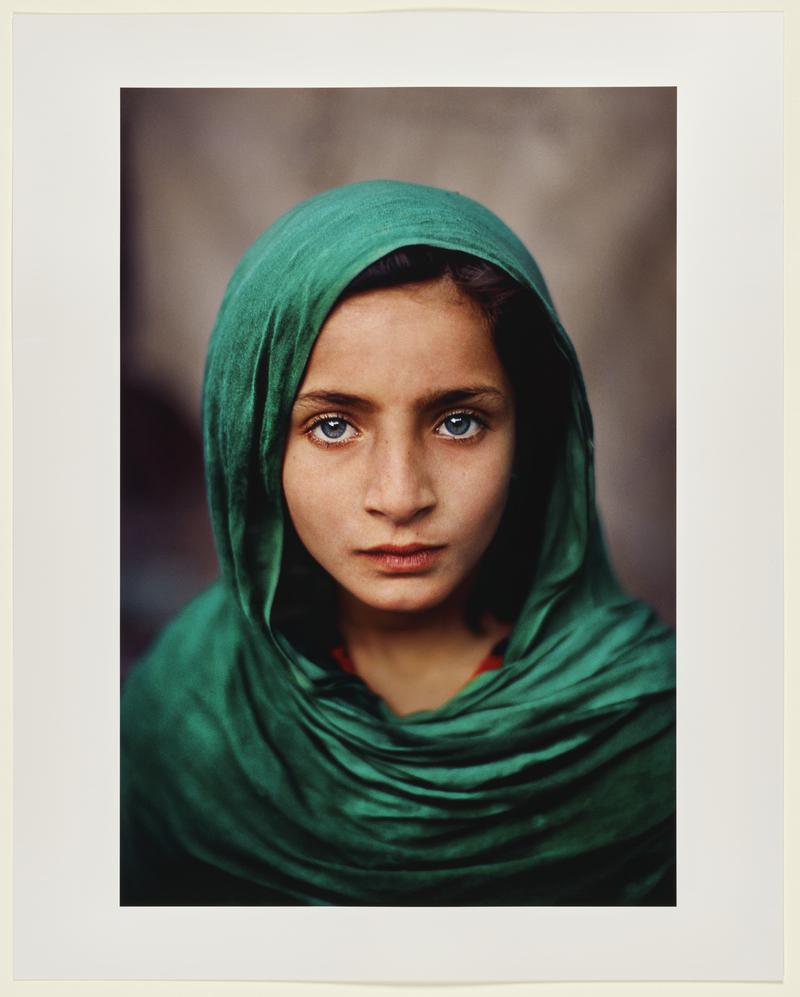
[{"xmin": 299, "ymin": 281, "xmax": 505, "ymax": 391}]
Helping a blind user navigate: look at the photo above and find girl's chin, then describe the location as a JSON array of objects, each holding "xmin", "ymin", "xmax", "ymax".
[{"xmin": 340, "ymin": 579, "xmax": 462, "ymax": 617}]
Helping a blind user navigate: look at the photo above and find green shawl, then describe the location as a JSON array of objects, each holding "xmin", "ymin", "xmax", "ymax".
[{"xmin": 121, "ymin": 180, "xmax": 675, "ymax": 906}]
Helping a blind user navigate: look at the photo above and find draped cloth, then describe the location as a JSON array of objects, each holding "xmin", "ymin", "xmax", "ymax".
[{"xmin": 121, "ymin": 180, "xmax": 676, "ymax": 905}]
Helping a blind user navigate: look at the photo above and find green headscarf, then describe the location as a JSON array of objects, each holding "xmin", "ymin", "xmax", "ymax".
[{"xmin": 121, "ymin": 180, "xmax": 675, "ymax": 905}]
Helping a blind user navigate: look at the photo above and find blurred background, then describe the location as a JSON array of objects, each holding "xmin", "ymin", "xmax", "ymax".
[{"xmin": 121, "ymin": 87, "xmax": 676, "ymax": 677}]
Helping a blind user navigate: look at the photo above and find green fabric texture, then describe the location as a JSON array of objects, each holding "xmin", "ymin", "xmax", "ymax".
[{"xmin": 121, "ymin": 180, "xmax": 675, "ymax": 906}]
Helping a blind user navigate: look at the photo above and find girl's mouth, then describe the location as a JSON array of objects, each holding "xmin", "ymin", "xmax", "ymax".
[{"xmin": 357, "ymin": 545, "xmax": 446, "ymax": 573}]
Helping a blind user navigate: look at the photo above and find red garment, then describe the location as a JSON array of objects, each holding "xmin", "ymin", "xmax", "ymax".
[{"xmin": 331, "ymin": 641, "xmax": 505, "ymax": 682}]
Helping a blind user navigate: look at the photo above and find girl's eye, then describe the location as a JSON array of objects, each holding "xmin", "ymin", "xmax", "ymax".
[
  {"xmin": 436, "ymin": 412, "xmax": 484, "ymax": 439},
  {"xmin": 308, "ymin": 416, "xmax": 357, "ymax": 444}
]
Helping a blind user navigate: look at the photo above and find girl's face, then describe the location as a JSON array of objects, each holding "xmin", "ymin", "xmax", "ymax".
[{"xmin": 282, "ymin": 279, "xmax": 516, "ymax": 618}]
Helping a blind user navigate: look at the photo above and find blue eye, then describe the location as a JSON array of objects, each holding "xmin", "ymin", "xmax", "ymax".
[
  {"xmin": 443, "ymin": 415, "xmax": 470, "ymax": 436},
  {"xmin": 437, "ymin": 412, "xmax": 483, "ymax": 439},
  {"xmin": 318, "ymin": 418, "xmax": 348, "ymax": 439},
  {"xmin": 308, "ymin": 415, "xmax": 357, "ymax": 445}
]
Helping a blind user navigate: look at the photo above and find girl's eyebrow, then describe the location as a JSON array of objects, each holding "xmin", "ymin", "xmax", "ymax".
[
  {"xmin": 293, "ymin": 385, "xmax": 505, "ymax": 412},
  {"xmin": 293, "ymin": 390, "xmax": 376, "ymax": 411},
  {"xmin": 417, "ymin": 386, "xmax": 506, "ymax": 409}
]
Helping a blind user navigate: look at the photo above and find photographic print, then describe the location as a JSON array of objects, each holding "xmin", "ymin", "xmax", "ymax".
[
  {"xmin": 120, "ymin": 87, "xmax": 676, "ymax": 907},
  {"xmin": 11, "ymin": 10, "xmax": 782, "ymax": 982}
]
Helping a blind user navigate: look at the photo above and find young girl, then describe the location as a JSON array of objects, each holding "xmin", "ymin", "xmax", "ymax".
[{"xmin": 121, "ymin": 179, "xmax": 675, "ymax": 906}]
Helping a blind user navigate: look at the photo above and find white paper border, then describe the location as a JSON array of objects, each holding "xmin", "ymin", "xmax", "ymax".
[{"xmin": 11, "ymin": 10, "xmax": 783, "ymax": 983}]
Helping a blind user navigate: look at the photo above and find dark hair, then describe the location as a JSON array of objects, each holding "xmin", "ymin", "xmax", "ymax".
[{"xmin": 274, "ymin": 246, "xmax": 571, "ymax": 650}]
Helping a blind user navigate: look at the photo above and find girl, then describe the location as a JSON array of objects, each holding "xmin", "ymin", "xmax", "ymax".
[{"xmin": 121, "ymin": 179, "xmax": 675, "ymax": 905}]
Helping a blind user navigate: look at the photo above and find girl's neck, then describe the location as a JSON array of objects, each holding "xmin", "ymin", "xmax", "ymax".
[{"xmin": 336, "ymin": 586, "xmax": 511, "ymax": 715}]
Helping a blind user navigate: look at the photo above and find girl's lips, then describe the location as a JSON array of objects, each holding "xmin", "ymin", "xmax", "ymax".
[{"xmin": 357, "ymin": 545, "xmax": 445, "ymax": 573}]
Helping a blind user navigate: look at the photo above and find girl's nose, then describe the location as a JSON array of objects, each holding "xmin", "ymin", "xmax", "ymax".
[{"xmin": 363, "ymin": 437, "xmax": 436, "ymax": 525}]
